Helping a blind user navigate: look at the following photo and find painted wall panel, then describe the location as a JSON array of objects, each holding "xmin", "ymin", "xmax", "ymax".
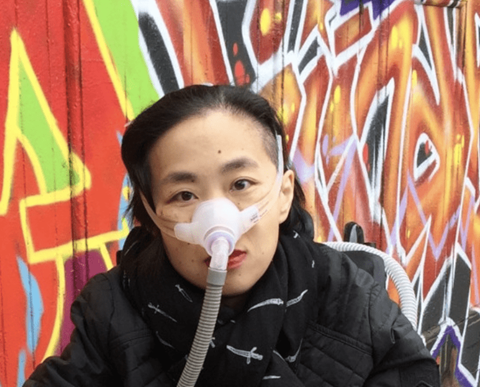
[{"xmin": 0, "ymin": 0, "xmax": 479, "ymax": 386}]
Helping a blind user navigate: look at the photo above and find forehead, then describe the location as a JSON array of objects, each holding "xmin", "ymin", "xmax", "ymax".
[{"xmin": 148, "ymin": 110, "xmax": 277, "ymax": 183}]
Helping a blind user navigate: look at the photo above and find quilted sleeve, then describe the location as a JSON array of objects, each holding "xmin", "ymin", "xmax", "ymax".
[
  {"xmin": 23, "ymin": 273, "xmax": 120, "ymax": 386},
  {"xmin": 365, "ymin": 283, "xmax": 440, "ymax": 387}
]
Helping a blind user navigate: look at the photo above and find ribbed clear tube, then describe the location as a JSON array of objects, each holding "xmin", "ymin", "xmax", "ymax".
[
  {"xmin": 177, "ymin": 237, "xmax": 229, "ymax": 387},
  {"xmin": 176, "ymin": 282, "xmax": 223, "ymax": 387}
]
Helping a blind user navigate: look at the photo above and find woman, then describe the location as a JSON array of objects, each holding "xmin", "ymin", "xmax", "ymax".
[{"xmin": 25, "ymin": 85, "xmax": 440, "ymax": 386}]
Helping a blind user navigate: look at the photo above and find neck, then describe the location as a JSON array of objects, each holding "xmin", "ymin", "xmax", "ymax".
[{"xmin": 221, "ymin": 292, "xmax": 249, "ymax": 311}]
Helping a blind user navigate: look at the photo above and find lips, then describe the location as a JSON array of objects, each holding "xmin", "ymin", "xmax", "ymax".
[
  {"xmin": 227, "ymin": 250, "xmax": 247, "ymax": 269},
  {"xmin": 204, "ymin": 249, "xmax": 247, "ymax": 270}
]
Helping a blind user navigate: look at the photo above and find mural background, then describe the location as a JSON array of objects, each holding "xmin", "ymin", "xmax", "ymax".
[{"xmin": 0, "ymin": 0, "xmax": 479, "ymax": 386}]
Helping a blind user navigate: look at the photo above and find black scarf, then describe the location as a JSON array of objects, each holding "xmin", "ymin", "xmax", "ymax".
[{"xmin": 120, "ymin": 227, "xmax": 319, "ymax": 386}]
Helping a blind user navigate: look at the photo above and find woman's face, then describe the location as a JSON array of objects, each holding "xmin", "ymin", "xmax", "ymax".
[{"xmin": 148, "ymin": 109, "xmax": 294, "ymax": 296}]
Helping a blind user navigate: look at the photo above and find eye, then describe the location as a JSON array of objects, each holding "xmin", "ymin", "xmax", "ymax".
[
  {"xmin": 231, "ymin": 179, "xmax": 251, "ymax": 192},
  {"xmin": 171, "ymin": 191, "xmax": 197, "ymax": 203}
]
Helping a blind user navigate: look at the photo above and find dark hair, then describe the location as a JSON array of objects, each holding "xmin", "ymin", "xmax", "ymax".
[{"xmin": 121, "ymin": 84, "xmax": 312, "ymax": 238}]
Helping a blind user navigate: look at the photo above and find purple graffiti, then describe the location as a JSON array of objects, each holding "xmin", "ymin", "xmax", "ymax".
[{"xmin": 340, "ymin": 0, "xmax": 399, "ymax": 19}]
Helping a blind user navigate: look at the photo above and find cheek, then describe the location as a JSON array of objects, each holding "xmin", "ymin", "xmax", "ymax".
[
  {"xmin": 162, "ymin": 235, "xmax": 206, "ymax": 271},
  {"xmin": 244, "ymin": 214, "xmax": 280, "ymax": 257}
]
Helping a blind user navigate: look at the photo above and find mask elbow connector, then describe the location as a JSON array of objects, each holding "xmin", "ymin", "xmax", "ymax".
[
  {"xmin": 207, "ymin": 237, "xmax": 229, "ymax": 286},
  {"xmin": 207, "ymin": 235, "xmax": 231, "ymax": 270}
]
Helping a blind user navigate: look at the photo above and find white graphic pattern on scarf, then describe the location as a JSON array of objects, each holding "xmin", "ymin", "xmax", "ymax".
[
  {"xmin": 123, "ymin": 228, "xmax": 316, "ymax": 386},
  {"xmin": 247, "ymin": 298, "xmax": 284, "ymax": 312},
  {"xmin": 226, "ymin": 345, "xmax": 264, "ymax": 364}
]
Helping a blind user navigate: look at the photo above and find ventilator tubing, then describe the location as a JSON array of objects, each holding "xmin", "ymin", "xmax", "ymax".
[
  {"xmin": 177, "ymin": 237, "xmax": 228, "ymax": 387},
  {"xmin": 174, "ymin": 195, "xmax": 275, "ymax": 386},
  {"xmin": 175, "ymin": 199, "xmax": 253, "ymax": 387}
]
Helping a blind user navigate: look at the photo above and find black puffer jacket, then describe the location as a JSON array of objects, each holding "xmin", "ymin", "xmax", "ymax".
[{"xmin": 24, "ymin": 230, "xmax": 439, "ymax": 386}]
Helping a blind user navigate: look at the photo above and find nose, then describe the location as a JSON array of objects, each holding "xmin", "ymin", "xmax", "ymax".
[{"xmin": 202, "ymin": 185, "xmax": 239, "ymax": 206}]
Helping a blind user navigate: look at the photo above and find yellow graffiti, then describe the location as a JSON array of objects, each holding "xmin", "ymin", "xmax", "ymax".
[
  {"xmin": 260, "ymin": 9, "xmax": 272, "ymax": 36},
  {"xmin": 453, "ymin": 134, "xmax": 464, "ymax": 167},
  {"xmin": 390, "ymin": 26, "xmax": 399, "ymax": 49},
  {"xmin": 3, "ymin": 29, "xmax": 129, "ymax": 359}
]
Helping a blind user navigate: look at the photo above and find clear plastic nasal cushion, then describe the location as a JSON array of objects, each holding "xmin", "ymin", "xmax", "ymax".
[
  {"xmin": 142, "ymin": 134, "xmax": 284, "ymax": 253},
  {"xmin": 174, "ymin": 197, "xmax": 260, "ymax": 256}
]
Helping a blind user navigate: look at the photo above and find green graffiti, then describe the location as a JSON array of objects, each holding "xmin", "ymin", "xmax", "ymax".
[
  {"xmin": 93, "ymin": 0, "xmax": 159, "ymax": 114},
  {"xmin": 18, "ymin": 66, "xmax": 79, "ymax": 192}
]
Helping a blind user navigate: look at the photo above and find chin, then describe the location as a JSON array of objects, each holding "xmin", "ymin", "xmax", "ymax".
[
  {"xmin": 222, "ymin": 287, "xmax": 249, "ymax": 298},
  {"xmin": 221, "ymin": 277, "xmax": 256, "ymax": 297}
]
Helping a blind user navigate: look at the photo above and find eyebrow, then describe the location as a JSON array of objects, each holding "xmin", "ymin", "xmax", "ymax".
[
  {"xmin": 220, "ymin": 157, "xmax": 259, "ymax": 174},
  {"xmin": 158, "ymin": 171, "xmax": 198, "ymax": 186},
  {"xmin": 158, "ymin": 157, "xmax": 259, "ymax": 187}
]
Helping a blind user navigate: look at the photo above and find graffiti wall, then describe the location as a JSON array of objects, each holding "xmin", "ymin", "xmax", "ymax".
[{"xmin": 0, "ymin": 0, "xmax": 479, "ymax": 386}]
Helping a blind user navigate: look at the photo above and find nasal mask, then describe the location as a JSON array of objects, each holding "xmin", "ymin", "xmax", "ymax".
[{"xmin": 141, "ymin": 134, "xmax": 284, "ymax": 269}]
